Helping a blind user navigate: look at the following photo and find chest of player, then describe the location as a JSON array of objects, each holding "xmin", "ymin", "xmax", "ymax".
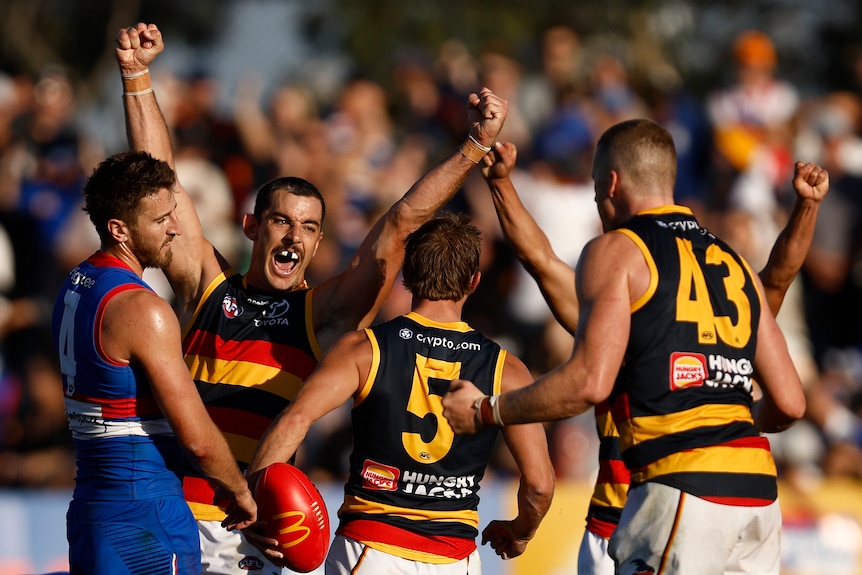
[{"xmin": 191, "ymin": 282, "xmax": 312, "ymax": 350}]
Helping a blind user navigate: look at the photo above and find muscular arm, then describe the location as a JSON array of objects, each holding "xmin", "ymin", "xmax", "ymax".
[
  {"xmin": 750, "ymin": 275, "xmax": 807, "ymax": 432},
  {"xmin": 482, "ymin": 352, "xmax": 554, "ymax": 560},
  {"xmin": 116, "ymin": 23, "xmax": 224, "ymax": 320},
  {"xmin": 483, "ymin": 142, "xmax": 579, "ymax": 332},
  {"xmin": 103, "ymin": 289, "xmax": 255, "ymax": 528},
  {"xmin": 759, "ymin": 161, "xmax": 829, "ymax": 315},
  {"xmin": 246, "ymin": 330, "xmax": 370, "ymax": 479},
  {"xmin": 311, "ymin": 89, "xmax": 508, "ymax": 352},
  {"xmin": 443, "ymin": 233, "xmax": 637, "ymax": 431}
]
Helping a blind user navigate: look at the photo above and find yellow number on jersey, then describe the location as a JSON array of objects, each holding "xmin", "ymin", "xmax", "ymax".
[
  {"xmin": 675, "ymin": 238, "xmax": 751, "ymax": 348},
  {"xmin": 402, "ymin": 354, "xmax": 460, "ymax": 464}
]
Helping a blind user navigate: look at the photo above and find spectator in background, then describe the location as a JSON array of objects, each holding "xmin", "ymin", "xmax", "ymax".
[
  {"xmin": 519, "ymin": 25, "xmax": 587, "ymax": 139},
  {"xmin": 707, "ymin": 29, "xmax": 799, "ymax": 212},
  {"xmin": 642, "ymin": 64, "xmax": 714, "ymax": 216}
]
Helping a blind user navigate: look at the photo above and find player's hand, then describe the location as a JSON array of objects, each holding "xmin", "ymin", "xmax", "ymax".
[
  {"xmin": 481, "ymin": 141, "xmax": 517, "ymax": 180},
  {"xmin": 242, "ymin": 521, "xmax": 285, "ymax": 563},
  {"xmin": 442, "ymin": 379, "xmax": 485, "ymax": 434},
  {"xmin": 219, "ymin": 486, "xmax": 258, "ymax": 531},
  {"xmin": 792, "ymin": 161, "xmax": 829, "ymax": 203},
  {"xmin": 482, "ymin": 519, "xmax": 531, "ymax": 560},
  {"xmin": 466, "ymin": 87, "xmax": 508, "ymax": 149},
  {"xmin": 115, "ymin": 22, "xmax": 164, "ymax": 75}
]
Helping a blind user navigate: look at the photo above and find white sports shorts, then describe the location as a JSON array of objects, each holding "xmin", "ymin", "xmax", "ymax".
[
  {"xmin": 325, "ymin": 534, "xmax": 482, "ymax": 575},
  {"xmin": 609, "ymin": 482, "xmax": 781, "ymax": 575},
  {"xmin": 578, "ymin": 528, "xmax": 615, "ymax": 575},
  {"xmin": 197, "ymin": 519, "xmax": 289, "ymax": 575}
]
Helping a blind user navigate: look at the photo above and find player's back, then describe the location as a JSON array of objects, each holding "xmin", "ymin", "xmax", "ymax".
[
  {"xmin": 610, "ymin": 206, "xmax": 776, "ymax": 506},
  {"xmin": 341, "ymin": 311, "xmax": 505, "ymax": 541}
]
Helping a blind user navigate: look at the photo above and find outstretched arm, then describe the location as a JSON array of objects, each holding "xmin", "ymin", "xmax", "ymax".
[
  {"xmin": 312, "ymin": 88, "xmax": 508, "ymax": 352},
  {"xmin": 759, "ymin": 161, "xmax": 829, "ymax": 315},
  {"xmin": 246, "ymin": 330, "xmax": 370, "ymax": 478},
  {"xmin": 443, "ymin": 231, "xmax": 638, "ymax": 432},
  {"xmin": 115, "ymin": 23, "xmax": 222, "ymax": 319},
  {"xmin": 483, "ymin": 142, "xmax": 579, "ymax": 332},
  {"xmin": 482, "ymin": 353, "xmax": 554, "ymax": 560}
]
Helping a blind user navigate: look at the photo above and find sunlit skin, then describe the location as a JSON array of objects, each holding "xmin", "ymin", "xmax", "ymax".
[
  {"xmin": 241, "ymin": 191, "xmax": 323, "ymax": 293},
  {"xmin": 591, "ymin": 147, "xmax": 626, "ymax": 233},
  {"xmin": 113, "ymin": 187, "xmax": 183, "ymax": 273}
]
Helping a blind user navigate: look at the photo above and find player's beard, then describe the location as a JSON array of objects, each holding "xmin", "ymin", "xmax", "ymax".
[{"xmin": 137, "ymin": 238, "xmax": 174, "ymax": 270}]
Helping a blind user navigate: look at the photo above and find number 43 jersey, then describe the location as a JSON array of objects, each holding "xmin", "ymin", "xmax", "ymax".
[
  {"xmin": 610, "ymin": 206, "xmax": 777, "ymax": 506},
  {"xmin": 338, "ymin": 311, "xmax": 505, "ymax": 560}
]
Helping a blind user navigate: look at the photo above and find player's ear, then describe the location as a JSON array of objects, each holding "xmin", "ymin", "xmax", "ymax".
[
  {"xmin": 241, "ymin": 213, "xmax": 258, "ymax": 241},
  {"xmin": 107, "ymin": 218, "xmax": 130, "ymax": 243},
  {"xmin": 608, "ymin": 169, "xmax": 621, "ymax": 199},
  {"xmin": 467, "ymin": 271, "xmax": 481, "ymax": 293}
]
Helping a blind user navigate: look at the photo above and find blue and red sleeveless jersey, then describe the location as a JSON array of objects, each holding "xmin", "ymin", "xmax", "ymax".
[{"xmin": 51, "ymin": 251, "xmax": 185, "ymax": 501}]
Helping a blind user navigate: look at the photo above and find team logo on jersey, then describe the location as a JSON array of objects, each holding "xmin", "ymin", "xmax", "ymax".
[
  {"xmin": 238, "ymin": 556, "xmax": 264, "ymax": 570},
  {"xmin": 669, "ymin": 351, "xmax": 707, "ymax": 390},
  {"xmin": 222, "ymin": 294, "xmax": 243, "ymax": 318},
  {"xmin": 266, "ymin": 299, "xmax": 290, "ymax": 318},
  {"xmin": 254, "ymin": 299, "xmax": 291, "ymax": 327},
  {"xmin": 69, "ymin": 269, "xmax": 95, "ymax": 288},
  {"xmin": 399, "ymin": 328, "xmax": 414, "ymax": 340},
  {"xmin": 361, "ymin": 459, "xmax": 399, "ymax": 491}
]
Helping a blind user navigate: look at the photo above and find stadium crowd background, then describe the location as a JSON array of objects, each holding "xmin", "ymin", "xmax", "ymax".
[{"xmin": 0, "ymin": 1, "xmax": 861, "ymax": 514}]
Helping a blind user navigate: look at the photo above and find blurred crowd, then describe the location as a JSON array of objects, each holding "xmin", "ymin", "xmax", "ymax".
[{"xmin": 1, "ymin": 25, "xmax": 862, "ymax": 495}]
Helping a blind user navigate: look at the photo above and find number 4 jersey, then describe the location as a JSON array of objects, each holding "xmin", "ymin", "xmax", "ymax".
[
  {"xmin": 51, "ymin": 251, "xmax": 185, "ymax": 501},
  {"xmin": 609, "ymin": 206, "xmax": 778, "ymax": 506}
]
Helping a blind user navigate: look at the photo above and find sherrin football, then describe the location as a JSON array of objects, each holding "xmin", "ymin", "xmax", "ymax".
[{"xmin": 255, "ymin": 462, "xmax": 330, "ymax": 572}]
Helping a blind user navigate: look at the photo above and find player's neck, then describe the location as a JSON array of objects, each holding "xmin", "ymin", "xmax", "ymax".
[
  {"xmin": 411, "ymin": 298, "xmax": 465, "ymax": 324},
  {"xmin": 101, "ymin": 245, "xmax": 143, "ymax": 278}
]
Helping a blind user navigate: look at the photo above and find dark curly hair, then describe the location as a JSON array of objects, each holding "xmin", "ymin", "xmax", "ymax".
[{"xmin": 83, "ymin": 150, "xmax": 177, "ymax": 244}]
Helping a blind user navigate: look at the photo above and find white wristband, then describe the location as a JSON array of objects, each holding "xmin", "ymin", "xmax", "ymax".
[
  {"xmin": 124, "ymin": 88, "xmax": 154, "ymax": 96},
  {"xmin": 121, "ymin": 68, "xmax": 150, "ymax": 79},
  {"xmin": 468, "ymin": 134, "xmax": 492, "ymax": 153},
  {"xmin": 488, "ymin": 394, "xmax": 504, "ymax": 426}
]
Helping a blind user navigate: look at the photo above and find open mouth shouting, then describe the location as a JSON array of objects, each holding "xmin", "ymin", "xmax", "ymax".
[{"xmin": 273, "ymin": 249, "xmax": 300, "ymax": 276}]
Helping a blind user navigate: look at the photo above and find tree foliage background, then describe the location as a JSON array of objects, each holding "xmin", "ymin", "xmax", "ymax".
[{"xmin": 1, "ymin": 0, "xmax": 860, "ymax": 104}]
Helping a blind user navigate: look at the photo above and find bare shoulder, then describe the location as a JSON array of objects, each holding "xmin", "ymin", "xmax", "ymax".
[
  {"xmin": 577, "ymin": 231, "xmax": 645, "ymax": 291},
  {"xmin": 500, "ymin": 351, "xmax": 533, "ymax": 393},
  {"xmin": 107, "ymin": 288, "xmax": 177, "ymax": 327},
  {"xmin": 318, "ymin": 328, "xmax": 373, "ymax": 370},
  {"xmin": 332, "ymin": 328, "xmax": 372, "ymax": 353},
  {"xmin": 101, "ymin": 288, "xmax": 181, "ymax": 362}
]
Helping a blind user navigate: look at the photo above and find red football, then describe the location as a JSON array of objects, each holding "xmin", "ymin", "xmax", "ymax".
[{"xmin": 254, "ymin": 462, "xmax": 330, "ymax": 572}]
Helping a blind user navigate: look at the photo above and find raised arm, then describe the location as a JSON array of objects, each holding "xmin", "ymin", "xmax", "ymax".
[
  {"xmin": 312, "ymin": 89, "xmax": 508, "ymax": 351},
  {"xmin": 758, "ymin": 161, "xmax": 829, "ymax": 315},
  {"xmin": 482, "ymin": 142, "xmax": 579, "ymax": 332},
  {"xmin": 482, "ymin": 352, "xmax": 554, "ymax": 560},
  {"xmin": 115, "ymin": 23, "xmax": 222, "ymax": 319}
]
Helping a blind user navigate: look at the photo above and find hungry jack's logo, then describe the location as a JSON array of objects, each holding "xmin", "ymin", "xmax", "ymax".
[
  {"xmin": 669, "ymin": 351, "xmax": 707, "ymax": 390},
  {"xmin": 361, "ymin": 459, "xmax": 400, "ymax": 491}
]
